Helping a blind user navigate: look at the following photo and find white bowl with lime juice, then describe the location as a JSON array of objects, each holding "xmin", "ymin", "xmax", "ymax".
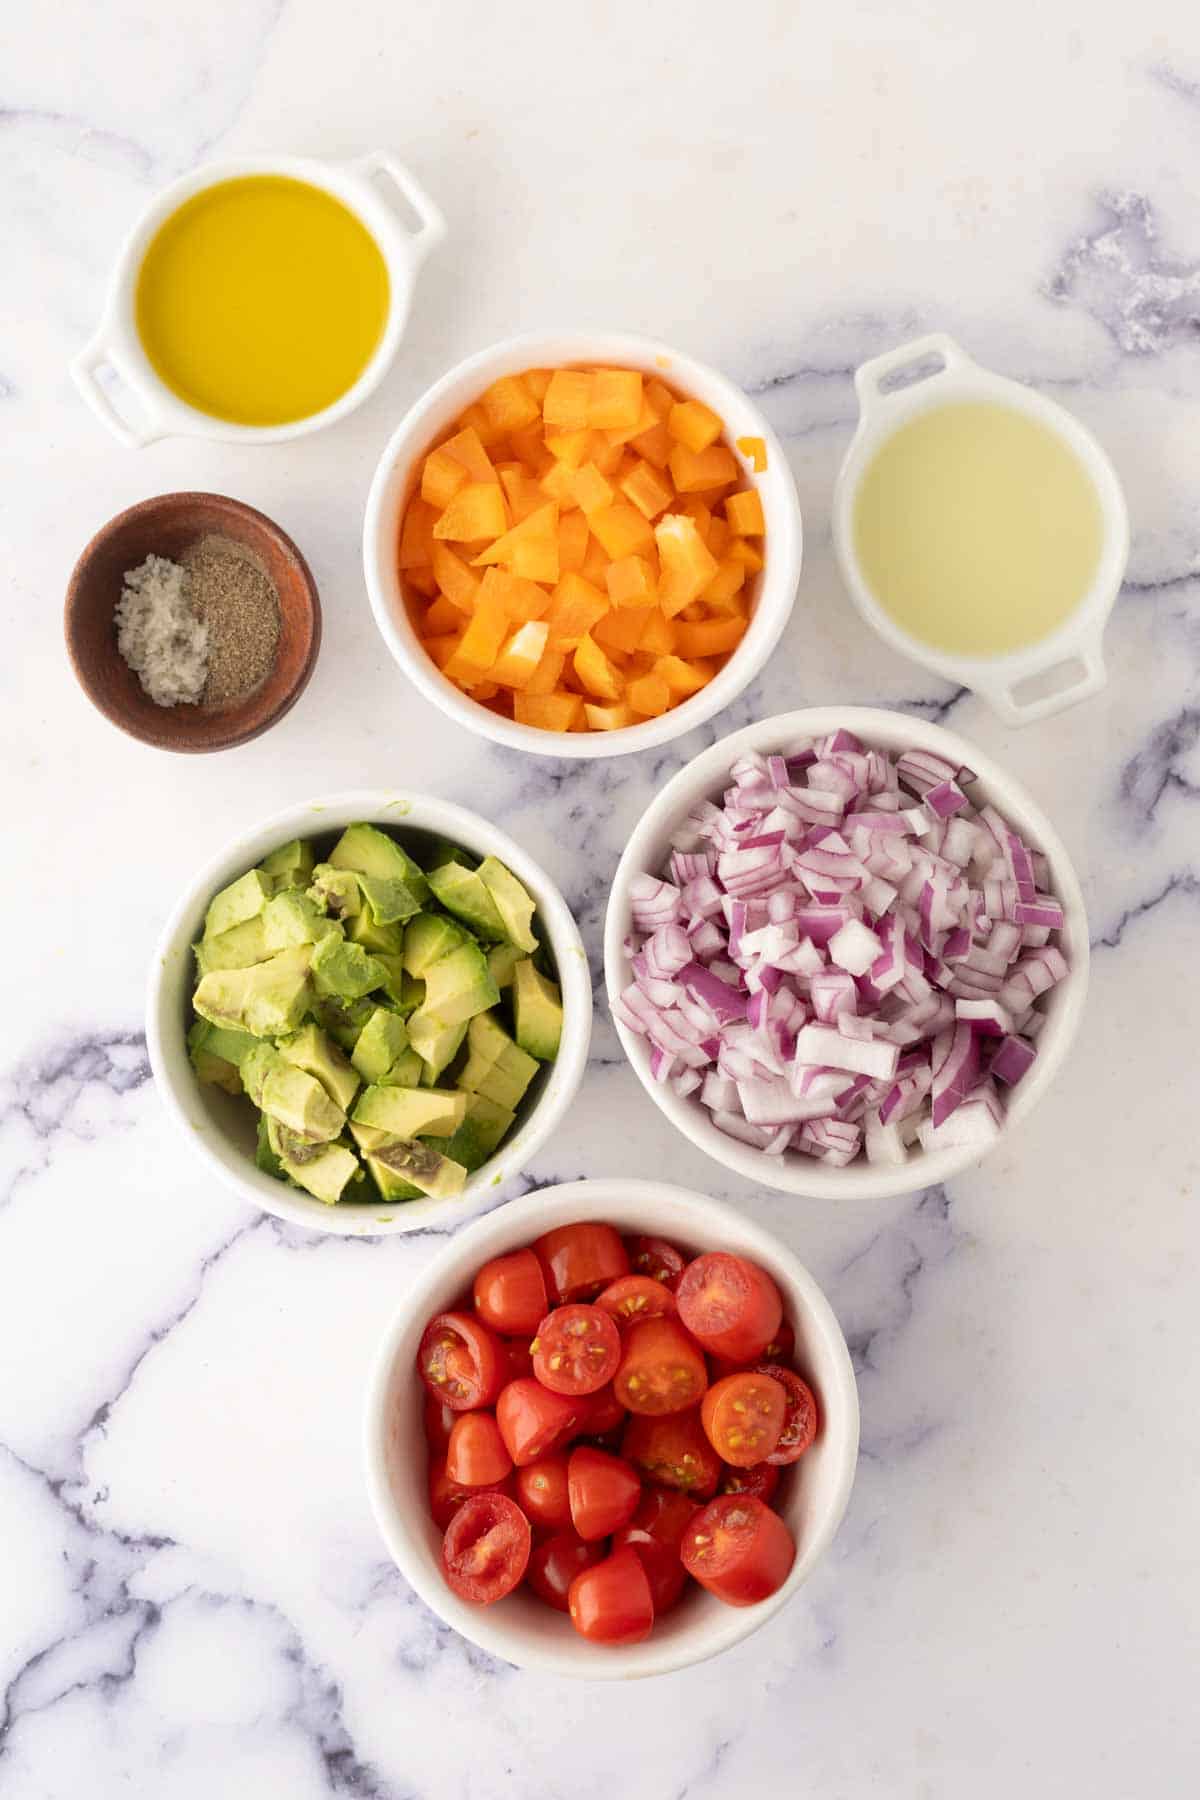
[{"xmin": 833, "ymin": 333, "xmax": 1129, "ymax": 726}]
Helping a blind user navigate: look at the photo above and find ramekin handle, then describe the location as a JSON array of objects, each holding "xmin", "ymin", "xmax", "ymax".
[
  {"xmin": 853, "ymin": 333, "xmax": 971, "ymax": 412},
  {"xmin": 975, "ymin": 636, "xmax": 1108, "ymax": 726},
  {"xmin": 352, "ymin": 152, "xmax": 446, "ymax": 262},
  {"xmin": 70, "ymin": 336, "xmax": 161, "ymax": 449}
]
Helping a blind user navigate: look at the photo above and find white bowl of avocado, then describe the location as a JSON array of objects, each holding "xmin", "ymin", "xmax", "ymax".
[{"xmin": 147, "ymin": 792, "xmax": 592, "ymax": 1235}]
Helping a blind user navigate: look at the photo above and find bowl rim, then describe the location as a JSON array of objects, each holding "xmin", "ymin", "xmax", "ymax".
[
  {"xmin": 363, "ymin": 1178, "xmax": 860, "ymax": 1679},
  {"xmin": 603, "ymin": 705, "xmax": 1090, "ymax": 1200},
  {"xmin": 362, "ymin": 328, "xmax": 803, "ymax": 760},
  {"xmin": 64, "ymin": 490, "xmax": 322, "ymax": 753},
  {"xmin": 145, "ymin": 789, "xmax": 593, "ymax": 1236}
]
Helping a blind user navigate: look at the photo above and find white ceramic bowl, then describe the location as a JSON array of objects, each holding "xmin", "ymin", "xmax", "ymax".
[
  {"xmin": 604, "ymin": 707, "xmax": 1089, "ymax": 1200},
  {"xmin": 364, "ymin": 1179, "xmax": 859, "ymax": 1679},
  {"xmin": 363, "ymin": 331, "xmax": 803, "ymax": 759},
  {"xmin": 147, "ymin": 790, "xmax": 591, "ymax": 1236},
  {"xmin": 72, "ymin": 151, "xmax": 445, "ymax": 448}
]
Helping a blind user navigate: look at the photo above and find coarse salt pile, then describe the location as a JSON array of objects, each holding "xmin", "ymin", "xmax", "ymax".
[
  {"xmin": 614, "ymin": 730, "xmax": 1069, "ymax": 1169},
  {"xmin": 115, "ymin": 554, "xmax": 208, "ymax": 706}
]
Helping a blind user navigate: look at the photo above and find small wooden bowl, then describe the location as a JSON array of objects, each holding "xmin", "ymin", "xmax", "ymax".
[{"xmin": 65, "ymin": 492, "xmax": 321, "ymax": 752}]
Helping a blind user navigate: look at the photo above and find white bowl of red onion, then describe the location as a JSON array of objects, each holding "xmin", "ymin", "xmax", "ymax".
[{"xmin": 603, "ymin": 708, "xmax": 1089, "ymax": 1199}]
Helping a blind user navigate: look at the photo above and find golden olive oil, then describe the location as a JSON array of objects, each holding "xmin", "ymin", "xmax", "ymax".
[
  {"xmin": 135, "ymin": 175, "xmax": 390, "ymax": 426},
  {"xmin": 852, "ymin": 401, "xmax": 1104, "ymax": 657}
]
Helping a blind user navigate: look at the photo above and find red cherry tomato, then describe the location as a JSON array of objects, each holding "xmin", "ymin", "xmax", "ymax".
[
  {"xmin": 581, "ymin": 1382, "xmax": 626, "ymax": 1438},
  {"xmin": 445, "ymin": 1411, "xmax": 513, "ymax": 1487},
  {"xmin": 567, "ymin": 1445, "xmax": 641, "ymax": 1542},
  {"xmin": 428, "ymin": 1457, "xmax": 514, "ymax": 1531},
  {"xmin": 614, "ymin": 1315, "xmax": 708, "ymax": 1416},
  {"xmin": 568, "ymin": 1544, "xmax": 654, "ymax": 1644},
  {"xmin": 613, "ymin": 1486, "xmax": 698, "ymax": 1614},
  {"xmin": 625, "ymin": 1234, "xmax": 687, "ymax": 1290},
  {"xmin": 495, "ymin": 1378, "xmax": 589, "ymax": 1467},
  {"xmin": 531, "ymin": 1304, "xmax": 621, "ymax": 1396},
  {"xmin": 596, "ymin": 1275, "xmax": 679, "ymax": 1331},
  {"xmin": 758, "ymin": 1364, "xmax": 819, "ymax": 1465},
  {"xmin": 418, "ymin": 1311, "xmax": 507, "ymax": 1411},
  {"xmin": 503, "ymin": 1337, "xmax": 535, "ymax": 1382},
  {"xmin": 710, "ymin": 1318, "xmax": 796, "ymax": 1381},
  {"xmin": 441, "ymin": 1492, "xmax": 531, "ymax": 1605},
  {"xmin": 515, "ymin": 1452, "xmax": 572, "ymax": 1532},
  {"xmin": 534, "ymin": 1222, "xmax": 629, "ymax": 1304},
  {"xmin": 676, "ymin": 1254, "xmax": 783, "ymax": 1364},
  {"xmin": 680, "ymin": 1494, "xmax": 795, "ymax": 1606},
  {"xmin": 700, "ymin": 1371, "xmax": 786, "ymax": 1467},
  {"xmin": 527, "ymin": 1532, "xmax": 604, "ymax": 1611},
  {"xmin": 423, "ymin": 1394, "xmax": 457, "ymax": 1453},
  {"xmin": 473, "ymin": 1249, "xmax": 547, "ymax": 1336},
  {"xmin": 719, "ymin": 1461, "xmax": 781, "ymax": 1506},
  {"xmin": 621, "ymin": 1408, "xmax": 721, "ymax": 1497}
]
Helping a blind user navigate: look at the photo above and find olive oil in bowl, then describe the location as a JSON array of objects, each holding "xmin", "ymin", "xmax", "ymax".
[{"xmin": 851, "ymin": 401, "xmax": 1105, "ymax": 657}]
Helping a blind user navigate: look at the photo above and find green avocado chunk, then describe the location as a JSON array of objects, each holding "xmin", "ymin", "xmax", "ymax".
[
  {"xmin": 204, "ymin": 868, "xmax": 272, "ymax": 939},
  {"xmin": 256, "ymin": 1112, "xmax": 284, "ymax": 1176},
  {"xmin": 477, "ymin": 857, "xmax": 539, "ymax": 953},
  {"xmin": 425, "ymin": 1092, "xmax": 516, "ymax": 1173},
  {"xmin": 258, "ymin": 838, "xmax": 315, "ymax": 891},
  {"xmin": 383, "ymin": 1046, "xmax": 424, "ymax": 1088},
  {"xmin": 425, "ymin": 863, "xmax": 507, "ymax": 941},
  {"xmin": 267, "ymin": 1118, "xmax": 362, "ymax": 1204},
  {"xmin": 402, "ymin": 913, "xmax": 467, "ymax": 978},
  {"xmin": 188, "ymin": 1020, "xmax": 256, "ymax": 1094},
  {"xmin": 278, "ymin": 1022, "xmax": 360, "ymax": 1112},
  {"xmin": 346, "ymin": 907, "xmax": 406, "ymax": 957},
  {"xmin": 310, "ymin": 932, "xmax": 387, "ymax": 1001},
  {"xmin": 351, "ymin": 1007, "xmax": 410, "ymax": 1084},
  {"xmin": 239, "ymin": 1041, "xmax": 286, "ymax": 1108},
  {"xmin": 487, "ymin": 943, "xmax": 524, "ymax": 990},
  {"xmin": 457, "ymin": 1011, "xmax": 539, "ymax": 1110},
  {"xmin": 352, "ymin": 1083, "xmax": 467, "ymax": 1138},
  {"xmin": 308, "ymin": 863, "xmax": 362, "ymax": 919},
  {"xmin": 310, "ymin": 993, "xmax": 376, "ymax": 1052},
  {"xmin": 512, "ymin": 958, "xmax": 564, "ymax": 1060},
  {"xmin": 194, "ymin": 915, "xmax": 272, "ymax": 976},
  {"xmin": 263, "ymin": 890, "xmax": 339, "ymax": 953},
  {"xmin": 407, "ymin": 1008, "xmax": 468, "ymax": 1084},
  {"xmin": 193, "ymin": 947, "xmax": 312, "ymax": 1039},
  {"xmin": 329, "ymin": 823, "xmax": 430, "ymax": 905},
  {"xmin": 365, "ymin": 1137, "xmax": 467, "ymax": 1200},
  {"xmin": 260, "ymin": 1063, "xmax": 346, "ymax": 1143},
  {"xmin": 421, "ymin": 942, "xmax": 501, "ymax": 1028}
]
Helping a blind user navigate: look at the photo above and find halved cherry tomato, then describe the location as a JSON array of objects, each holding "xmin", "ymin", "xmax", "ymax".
[
  {"xmin": 423, "ymin": 1394, "xmax": 457, "ymax": 1453},
  {"xmin": 503, "ymin": 1337, "xmax": 535, "ymax": 1382},
  {"xmin": 428, "ymin": 1457, "xmax": 514, "ymax": 1531},
  {"xmin": 535, "ymin": 1222, "xmax": 629, "ymax": 1304},
  {"xmin": 567, "ymin": 1445, "xmax": 641, "ymax": 1541},
  {"xmin": 625, "ymin": 1234, "xmax": 687, "ymax": 1290},
  {"xmin": 531, "ymin": 1304, "xmax": 621, "ymax": 1396},
  {"xmin": 614, "ymin": 1315, "xmax": 708, "ymax": 1416},
  {"xmin": 418, "ymin": 1311, "xmax": 507, "ymax": 1411},
  {"xmin": 441, "ymin": 1492, "xmax": 531, "ymax": 1605},
  {"xmin": 527, "ymin": 1532, "xmax": 603, "ymax": 1611},
  {"xmin": 700, "ymin": 1372, "xmax": 786, "ymax": 1468},
  {"xmin": 596, "ymin": 1275, "xmax": 679, "ymax": 1331},
  {"xmin": 445, "ymin": 1410, "xmax": 513, "ymax": 1487},
  {"xmin": 613, "ymin": 1487, "xmax": 698, "ymax": 1615},
  {"xmin": 495, "ymin": 1378, "xmax": 589, "ymax": 1466},
  {"xmin": 473, "ymin": 1248, "xmax": 547, "ymax": 1336},
  {"xmin": 581, "ymin": 1382, "xmax": 626, "ymax": 1438},
  {"xmin": 710, "ymin": 1321, "xmax": 795, "ymax": 1382},
  {"xmin": 515, "ymin": 1452, "xmax": 572, "ymax": 1532},
  {"xmin": 680, "ymin": 1494, "xmax": 795, "ymax": 1606},
  {"xmin": 676, "ymin": 1254, "xmax": 783, "ymax": 1364},
  {"xmin": 621, "ymin": 1408, "xmax": 721, "ymax": 1497},
  {"xmin": 568, "ymin": 1545, "xmax": 654, "ymax": 1644},
  {"xmin": 758, "ymin": 1364, "xmax": 819, "ymax": 1465},
  {"xmin": 719, "ymin": 1461, "xmax": 781, "ymax": 1506}
]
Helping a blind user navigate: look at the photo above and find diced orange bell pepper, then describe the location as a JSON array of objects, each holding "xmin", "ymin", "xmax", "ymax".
[
  {"xmin": 423, "ymin": 632, "xmax": 463, "ymax": 670},
  {"xmin": 441, "ymin": 426, "xmax": 499, "ymax": 483},
  {"xmin": 584, "ymin": 701, "xmax": 637, "ymax": 730},
  {"xmin": 472, "ymin": 503, "xmax": 560, "ymax": 584},
  {"xmin": 680, "ymin": 499, "xmax": 712, "ymax": 542},
  {"xmin": 672, "ymin": 616, "xmax": 748, "ymax": 658},
  {"xmin": 500, "ymin": 467, "xmax": 549, "ymax": 524},
  {"xmin": 707, "ymin": 516, "xmax": 732, "ymax": 559},
  {"xmin": 444, "ymin": 584, "xmax": 510, "ymax": 680},
  {"xmin": 654, "ymin": 654, "xmax": 710, "ymax": 697},
  {"xmin": 700, "ymin": 558, "xmax": 748, "ymax": 608},
  {"xmin": 523, "ymin": 643, "xmax": 566, "ymax": 695},
  {"xmin": 539, "ymin": 461, "xmax": 579, "ymax": 509},
  {"xmin": 509, "ymin": 421, "xmax": 548, "ymax": 470},
  {"xmin": 421, "ymin": 447, "xmax": 468, "ymax": 510},
  {"xmin": 629, "ymin": 419, "xmax": 673, "ymax": 470},
  {"xmin": 655, "ymin": 513, "xmax": 720, "ymax": 615},
  {"xmin": 432, "ymin": 542, "xmax": 482, "ymax": 614},
  {"xmin": 638, "ymin": 608, "xmax": 677, "ymax": 657},
  {"xmin": 728, "ymin": 537, "xmax": 765, "ymax": 573},
  {"xmin": 604, "ymin": 391, "xmax": 659, "ymax": 448},
  {"xmin": 736, "ymin": 436, "xmax": 768, "ymax": 473},
  {"xmin": 605, "ymin": 554, "xmax": 657, "ymax": 608},
  {"xmin": 544, "ymin": 429, "xmax": 592, "ymax": 470},
  {"xmin": 456, "ymin": 403, "xmax": 505, "ymax": 449},
  {"xmin": 399, "ymin": 497, "xmax": 437, "ymax": 568},
  {"xmin": 668, "ymin": 444, "xmax": 740, "ymax": 494},
  {"xmin": 626, "ymin": 671, "xmax": 672, "ymax": 717},
  {"xmin": 667, "ymin": 399, "xmax": 723, "ymax": 454},
  {"xmin": 557, "ymin": 511, "xmax": 590, "ymax": 572},
  {"xmin": 620, "ymin": 459, "xmax": 675, "ymax": 520},
  {"xmin": 424, "ymin": 595, "xmax": 462, "ymax": 635},
  {"xmin": 481, "ymin": 374, "xmax": 541, "ymax": 432},
  {"xmin": 492, "ymin": 621, "xmax": 551, "ymax": 688},
  {"xmin": 594, "ymin": 603, "xmax": 653, "ymax": 655},
  {"xmin": 433, "ymin": 483, "xmax": 508, "ymax": 543},
  {"xmin": 542, "ymin": 370, "xmax": 593, "ymax": 432},
  {"xmin": 514, "ymin": 690, "xmax": 585, "ymax": 732},
  {"xmin": 646, "ymin": 379, "xmax": 675, "ymax": 418},
  {"xmin": 589, "ymin": 434, "xmax": 625, "ymax": 476},
  {"xmin": 572, "ymin": 462, "xmax": 615, "ymax": 516},
  {"xmin": 544, "ymin": 572, "xmax": 609, "ymax": 647},
  {"xmin": 587, "ymin": 369, "xmax": 643, "ymax": 431},
  {"xmin": 480, "ymin": 568, "xmax": 551, "ymax": 623},
  {"xmin": 574, "ymin": 633, "xmax": 623, "ymax": 700},
  {"xmin": 588, "ymin": 502, "xmax": 654, "ymax": 560},
  {"xmin": 405, "ymin": 565, "xmax": 438, "ymax": 598},
  {"xmin": 724, "ymin": 488, "xmax": 765, "ymax": 536}
]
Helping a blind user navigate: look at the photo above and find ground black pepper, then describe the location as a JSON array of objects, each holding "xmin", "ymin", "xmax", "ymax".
[{"xmin": 179, "ymin": 534, "xmax": 280, "ymax": 706}]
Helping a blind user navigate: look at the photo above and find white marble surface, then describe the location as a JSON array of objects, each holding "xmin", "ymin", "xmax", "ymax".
[{"xmin": 4, "ymin": 3, "xmax": 1200, "ymax": 1794}]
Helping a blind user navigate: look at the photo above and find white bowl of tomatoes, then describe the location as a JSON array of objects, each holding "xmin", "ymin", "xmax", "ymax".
[{"xmin": 363, "ymin": 1178, "xmax": 859, "ymax": 1678}]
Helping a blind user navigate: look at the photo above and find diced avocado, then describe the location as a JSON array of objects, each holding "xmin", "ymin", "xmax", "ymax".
[
  {"xmin": 373, "ymin": 957, "xmax": 423, "ymax": 1017},
  {"xmin": 193, "ymin": 947, "xmax": 312, "ymax": 1039},
  {"xmin": 425, "ymin": 1093, "xmax": 515, "ymax": 1173},
  {"xmin": 190, "ymin": 1046, "xmax": 242, "ymax": 1094},
  {"xmin": 487, "ymin": 943, "xmax": 524, "ymax": 990},
  {"xmin": 402, "ymin": 913, "xmax": 467, "ymax": 978},
  {"xmin": 203, "ymin": 1022, "xmax": 258, "ymax": 1066},
  {"xmin": 308, "ymin": 863, "xmax": 362, "ymax": 919},
  {"xmin": 195, "ymin": 915, "xmax": 272, "ymax": 975},
  {"xmin": 258, "ymin": 838, "xmax": 315, "ymax": 891},
  {"xmin": 240, "ymin": 1041, "xmax": 286, "ymax": 1107},
  {"xmin": 351, "ymin": 1008, "xmax": 410, "ymax": 1083},
  {"xmin": 256, "ymin": 1112, "xmax": 284, "ymax": 1177},
  {"xmin": 260, "ymin": 1063, "xmax": 346, "ymax": 1143},
  {"xmin": 310, "ymin": 993, "xmax": 376, "ymax": 1052},
  {"xmin": 424, "ymin": 836, "xmax": 477, "ymax": 871},
  {"xmin": 278, "ymin": 1022, "xmax": 360, "ymax": 1112},
  {"xmin": 477, "ymin": 857, "xmax": 539, "ymax": 953},
  {"xmin": 407, "ymin": 1008, "xmax": 468, "ymax": 1084},
  {"xmin": 512, "ymin": 958, "xmax": 563, "ymax": 1060},
  {"xmin": 268, "ymin": 1118, "xmax": 362, "ymax": 1204},
  {"xmin": 382, "ymin": 1046, "xmax": 424, "ymax": 1087},
  {"xmin": 188, "ymin": 1019, "xmax": 255, "ymax": 1094},
  {"xmin": 329, "ymin": 823, "xmax": 429, "ymax": 905},
  {"xmin": 458, "ymin": 1011, "xmax": 539, "ymax": 1110},
  {"xmin": 310, "ymin": 932, "xmax": 387, "ymax": 1001},
  {"xmin": 204, "ymin": 868, "xmax": 272, "ymax": 938},
  {"xmin": 358, "ymin": 874, "xmax": 425, "ymax": 926},
  {"xmin": 347, "ymin": 907, "xmax": 406, "ymax": 957},
  {"xmin": 365, "ymin": 1137, "xmax": 467, "ymax": 1201},
  {"xmin": 422, "ymin": 942, "xmax": 501, "ymax": 1028},
  {"xmin": 426, "ymin": 864, "xmax": 507, "ymax": 941},
  {"xmin": 352, "ymin": 1083, "xmax": 468, "ymax": 1137},
  {"xmin": 263, "ymin": 890, "xmax": 339, "ymax": 952},
  {"xmin": 363, "ymin": 1149, "xmax": 424, "ymax": 1201}
]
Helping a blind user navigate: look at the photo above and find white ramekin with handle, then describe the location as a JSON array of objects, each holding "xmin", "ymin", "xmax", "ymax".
[
  {"xmin": 72, "ymin": 151, "xmax": 446, "ymax": 448},
  {"xmin": 832, "ymin": 333, "xmax": 1129, "ymax": 727}
]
